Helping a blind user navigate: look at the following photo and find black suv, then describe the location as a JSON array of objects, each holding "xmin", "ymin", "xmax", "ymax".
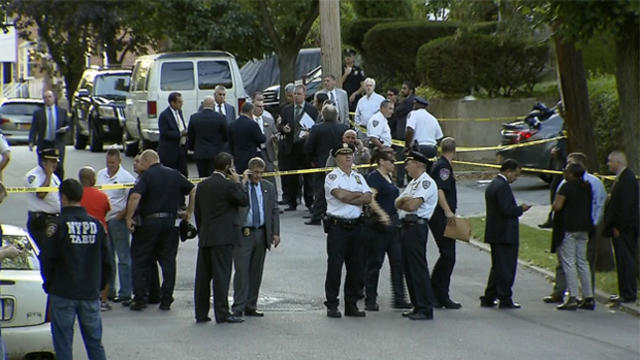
[{"xmin": 72, "ymin": 67, "xmax": 131, "ymax": 152}]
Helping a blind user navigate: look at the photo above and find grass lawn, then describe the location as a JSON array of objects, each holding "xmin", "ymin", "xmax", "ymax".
[{"xmin": 466, "ymin": 216, "xmax": 637, "ymax": 299}]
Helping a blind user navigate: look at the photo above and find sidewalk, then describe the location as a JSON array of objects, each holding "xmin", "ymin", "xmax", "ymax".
[{"xmin": 470, "ymin": 205, "xmax": 639, "ymax": 316}]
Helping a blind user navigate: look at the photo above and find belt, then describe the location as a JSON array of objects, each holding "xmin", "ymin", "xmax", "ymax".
[
  {"xmin": 143, "ymin": 212, "xmax": 174, "ymax": 220},
  {"xmin": 401, "ymin": 214, "xmax": 429, "ymax": 225},
  {"xmin": 325, "ymin": 216, "xmax": 361, "ymax": 227},
  {"xmin": 242, "ymin": 226, "xmax": 264, "ymax": 236},
  {"xmin": 28, "ymin": 211, "xmax": 58, "ymax": 217}
]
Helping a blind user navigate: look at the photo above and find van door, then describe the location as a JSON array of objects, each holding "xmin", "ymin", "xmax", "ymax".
[
  {"xmin": 196, "ymin": 59, "xmax": 236, "ymax": 116},
  {"xmin": 159, "ymin": 60, "xmax": 197, "ymax": 125}
]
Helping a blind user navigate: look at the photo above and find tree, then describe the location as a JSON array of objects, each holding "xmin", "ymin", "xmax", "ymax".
[{"xmin": 254, "ymin": 0, "xmax": 319, "ymax": 105}]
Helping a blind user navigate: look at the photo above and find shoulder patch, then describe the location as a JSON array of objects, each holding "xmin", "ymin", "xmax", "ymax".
[
  {"xmin": 422, "ymin": 180, "xmax": 431, "ymax": 189},
  {"xmin": 328, "ymin": 174, "xmax": 337, "ymax": 181},
  {"xmin": 372, "ymin": 120, "xmax": 379, "ymax": 128},
  {"xmin": 355, "ymin": 175, "xmax": 362, "ymax": 185},
  {"xmin": 439, "ymin": 168, "xmax": 450, "ymax": 181},
  {"xmin": 407, "ymin": 112, "xmax": 412, "ymax": 120},
  {"xmin": 28, "ymin": 175, "xmax": 36, "ymax": 184},
  {"xmin": 45, "ymin": 222, "xmax": 58, "ymax": 238}
]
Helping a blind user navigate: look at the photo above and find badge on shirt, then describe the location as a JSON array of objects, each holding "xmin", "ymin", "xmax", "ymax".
[
  {"xmin": 422, "ymin": 180, "xmax": 431, "ymax": 189},
  {"xmin": 45, "ymin": 222, "xmax": 58, "ymax": 238},
  {"xmin": 28, "ymin": 175, "xmax": 36, "ymax": 184},
  {"xmin": 372, "ymin": 120, "xmax": 379, "ymax": 128},
  {"xmin": 355, "ymin": 175, "xmax": 362, "ymax": 185},
  {"xmin": 412, "ymin": 182, "xmax": 419, "ymax": 191},
  {"xmin": 439, "ymin": 168, "xmax": 450, "ymax": 181},
  {"xmin": 243, "ymin": 228, "xmax": 250, "ymax": 237},
  {"xmin": 328, "ymin": 174, "xmax": 337, "ymax": 181}
]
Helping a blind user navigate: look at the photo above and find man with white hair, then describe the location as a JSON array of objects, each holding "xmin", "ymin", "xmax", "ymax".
[
  {"xmin": 354, "ymin": 78, "xmax": 385, "ymax": 127},
  {"xmin": 214, "ymin": 85, "xmax": 236, "ymax": 125}
]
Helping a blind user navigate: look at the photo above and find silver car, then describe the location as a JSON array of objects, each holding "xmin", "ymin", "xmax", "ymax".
[{"xmin": 0, "ymin": 99, "xmax": 44, "ymax": 144}]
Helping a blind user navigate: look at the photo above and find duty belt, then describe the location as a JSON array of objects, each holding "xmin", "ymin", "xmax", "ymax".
[
  {"xmin": 143, "ymin": 212, "xmax": 174, "ymax": 220},
  {"xmin": 401, "ymin": 214, "xmax": 429, "ymax": 225},
  {"xmin": 325, "ymin": 216, "xmax": 361, "ymax": 227}
]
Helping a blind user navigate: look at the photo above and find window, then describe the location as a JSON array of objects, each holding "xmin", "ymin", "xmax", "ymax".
[
  {"xmin": 1, "ymin": 234, "xmax": 39, "ymax": 271},
  {"xmin": 0, "ymin": 103, "xmax": 43, "ymax": 116},
  {"xmin": 132, "ymin": 61, "xmax": 151, "ymax": 92},
  {"xmin": 197, "ymin": 61, "xmax": 232, "ymax": 90},
  {"xmin": 161, "ymin": 61, "xmax": 194, "ymax": 91},
  {"xmin": 94, "ymin": 74, "xmax": 130, "ymax": 97}
]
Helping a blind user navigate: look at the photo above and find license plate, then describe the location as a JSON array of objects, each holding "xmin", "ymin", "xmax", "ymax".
[
  {"xmin": 17, "ymin": 123, "xmax": 31, "ymax": 130},
  {"xmin": 0, "ymin": 298, "xmax": 14, "ymax": 320}
]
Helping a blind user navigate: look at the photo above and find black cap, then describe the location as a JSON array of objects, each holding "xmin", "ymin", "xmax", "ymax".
[
  {"xmin": 180, "ymin": 219, "xmax": 197, "ymax": 242},
  {"xmin": 38, "ymin": 148, "xmax": 59, "ymax": 160},
  {"xmin": 332, "ymin": 143, "xmax": 355, "ymax": 157},
  {"xmin": 414, "ymin": 96, "xmax": 429, "ymax": 106},
  {"xmin": 405, "ymin": 151, "xmax": 430, "ymax": 166}
]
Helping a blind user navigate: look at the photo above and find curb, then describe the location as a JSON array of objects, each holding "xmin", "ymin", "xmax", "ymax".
[{"xmin": 467, "ymin": 238, "xmax": 639, "ymax": 317}]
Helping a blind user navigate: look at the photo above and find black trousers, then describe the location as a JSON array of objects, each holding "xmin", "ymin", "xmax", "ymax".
[
  {"xmin": 400, "ymin": 222, "xmax": 435, "ymax": 314},
  {"xmin": 484, "ymin": 242, "xmax": 519, "ymax": 301},
  {"xmin": 310, "ymin": 172, "xmax": 327, "ymax": 221},
  {"xmin": 429, "ymin": 212, "xmax": 457, "ymax": 302},
  {"xmin": 194, "ymin": 244, "xmax": 233, "ymax": 322},
  {"xmin": 282, "ymin": 173, "xmax": 313, "ymax": 209},
  {"xmin": 364, "ymin": 224, "xmax": 405, "ymax": 304},
  {"xmin": 324, "ymin": 224, "xmax": 363, "ymax": 309},
  {"xmin": 131, "ymin": 219, "xmax": 179, "ymax": 304},
  {"xmin": 195, "ymin": 158, "xmax": 214, "ymax": 178},
  {"xmin": 612, "ymin": 230, "xmax": 639, "ymax": 300}
]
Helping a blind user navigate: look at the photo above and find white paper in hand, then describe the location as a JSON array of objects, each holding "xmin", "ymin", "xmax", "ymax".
[{"xmin": 298, "ymin": 112, "xmax": 314, "ymax": 130}]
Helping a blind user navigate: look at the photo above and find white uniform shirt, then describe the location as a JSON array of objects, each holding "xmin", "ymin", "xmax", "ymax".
[
  {"xmin": 397, "ymin": 171, "xmax": 438, "ymax": 219},
  {"xmin": 354, "ymin": 92, "xmax": 385, "ymax": 126},
  {"xmin": 406, "ymin": 108, "xmax": 443, "ymax": 146},
  {"xmin": 25, "ymin": 166, "xmax": 61, "ymax": 213},
  {"xmin": 0, "ymin": 134, "xmax": 9, "ymax": 154},
  {"xmin": 96, "ymin": 166, "xmax": 137, "ymax": 221},
  {"xmin": 325, "ymin": 167, "xmax": 372, "ymax": 219},
  {"xmin": 366, "ymin": 111, "xmax": 392, "ymax": 147}
]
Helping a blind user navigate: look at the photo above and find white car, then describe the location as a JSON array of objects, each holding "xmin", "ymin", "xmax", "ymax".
[{"xmin": 0, "ymin": 224, "xmax": 55, "ymax": 360}]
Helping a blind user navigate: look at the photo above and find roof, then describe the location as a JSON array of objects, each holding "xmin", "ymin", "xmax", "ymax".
[
  {"xmin": 140, "ymin": 51, "xmax": 235, "ymax": 60},
  {"xmin": 1, "ymin": 98, "xmax": 44, "ymax": 105}
]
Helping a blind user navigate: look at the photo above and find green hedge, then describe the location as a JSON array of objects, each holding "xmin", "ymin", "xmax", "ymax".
[
  {"xmin": 589, "ymin": 75, "xmax": 620, "ymax": 172},
  {"xmin": 361, "ymin": 20, "xmax": 458, "ymax": 84},
  {"xmin": 343, "ymin": 17, "xmax": 396, "ymax": 52},
  {"xmin": 416, "ymin": 33, "xmax": 549, "ymax": 97}
]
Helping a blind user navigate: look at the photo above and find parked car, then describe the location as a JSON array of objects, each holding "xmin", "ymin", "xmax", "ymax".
[
  {"xmin": 124, "ymin": 51, "xmax": 246, "ymax": 156},
  {"xmin": 0, "ymin": 224, "xmax": 54, "ymax": 360},
  {"xmin": 497, "ymin": 102, "xmax": 565, "ymax": 182},
  {"xmin": 262, "ymin": 65, "xmax": 323, "ymax": 118},
  {"xmin": 72, "ymin": 66, "xmax": 131, "ymax": 152},
  {"xmin": 0, "ymin": 99, "xmax": 44, "ymax": 144}
]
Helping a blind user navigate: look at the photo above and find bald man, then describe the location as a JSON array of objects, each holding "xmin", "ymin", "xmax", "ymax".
[
  {"xmin": 29, "ymin": 90, "xmax": 70, "ymax": 179},
  {"xmin": 188, "ymin": 96, "xmax": 229, "ymax": 177}
]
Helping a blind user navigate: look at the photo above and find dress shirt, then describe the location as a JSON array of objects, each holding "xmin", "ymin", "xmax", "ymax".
[
  {"xmin": 397, "ymin": 171, "xmax": 438, "ymax": 220},
  {"xmin": 244, "ymin": 181, "xmax": 264, "ymax": 227},
  {"xmin": 354, "ymin": 92, "xmax": 385, "ymax": 126},
  {"xmin": 324, "ymin": 167, "xmax": 372, "ymax": 219},
  {"xmin": 96, "ymin": 166, "xmax": 137, "ymax": 221},
  {"xmin": 406, "ymin": 108, "xmax": 443, "ymax": 146}
]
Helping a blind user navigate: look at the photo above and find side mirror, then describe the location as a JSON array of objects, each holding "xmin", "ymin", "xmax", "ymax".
[{"xmin": 76, "ymin": 89, "xmax": 90, "ymax": 97}]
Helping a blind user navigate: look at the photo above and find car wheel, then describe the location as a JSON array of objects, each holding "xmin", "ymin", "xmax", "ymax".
[
  {"xmin": 74, "ymin": 120, "xmax": 88, "ymax": 150},
  {"xmin": 122, "ymin": 129, "xmax": 138, "ymax": 157},
  {"xmin": 89, "ymin": 119, "xmax": 103, "ymax": 152}
]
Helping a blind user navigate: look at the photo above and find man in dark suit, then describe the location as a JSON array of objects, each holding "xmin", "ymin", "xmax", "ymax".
[
  {"xmin": 157, "ymin": 92, "xmax": 188, "ymax": 177},
  {"xmin": 231, "ymin": 157, "xmax": 280, "ymax": 317},
  {"xmin": 481, "ymin": 159, "xmax": 531, "ymax": 309},
  {"xmin": 277, "ymin": 85, "xmax": 318, "ymax": 211},
  {"xmin": 29, "ymin": 90, "xmax": 69, "ymax": 179},
  {"xmin": 194, "ymin": 152, "xmax": 248, "ymax": 323},
  {"xmin": 604, "ymin": 151, "xmax": 639, "ymax": 303},
  {"xmin": 251, "ymin": 96, "xmax": 277, "ymax": 185},
  {"xmin": 319, "ymin": 75, "xmax": 349, "ymax": 125},
  {"xmin": 187, "ymin": 96, "xmax": 228, "ymax": 178},
  {"xmin": 304, "ymin": 104, "xmax": 348, "ymax": 225},
  {"xmin": 390, "ymin": 82, "xmax": 415, "ymax": 187},
  {"xmin": 228, "ymin": 102, "xmax": 266, "ymax": 174},
  {"xmin": 214, "ymin": 85, "xmax": 236, "ymax": 125}
]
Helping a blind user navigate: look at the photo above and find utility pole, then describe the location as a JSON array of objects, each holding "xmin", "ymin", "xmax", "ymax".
[{"xmin": 319, "ymin": 0, "xmax": 342, "ymax": 86}]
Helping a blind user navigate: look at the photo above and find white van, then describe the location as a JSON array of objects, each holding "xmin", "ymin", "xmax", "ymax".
[{"xmin": 123, "ymin": 51, "xmax": 246, "ymax": 155}]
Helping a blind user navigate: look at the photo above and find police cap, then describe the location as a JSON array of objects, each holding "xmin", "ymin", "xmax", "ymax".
[
  {"xmin": 414, "ymin": 96, "xmax": 429, "ymax": 107},
  {"xmin": 38, "ymin": 148, "xmax": 59, "ymax": 160},
  {"xmin": 332, "ymin": 143, "xmax": 355, "ymax": 157},
  {"xmin": 405, "ymin": 151, "xmax": 430, "ymax": 166},
  {"xmin": 179, "ymin": 219, "xmax": 197, "ymax": 242}
]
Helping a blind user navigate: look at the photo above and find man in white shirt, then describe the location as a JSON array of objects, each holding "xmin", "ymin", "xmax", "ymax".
[
  {"xmin": 320, "ymin": 75, "xmax": 349, "ymax": 125},
  {"xmin": 405, "ymin": 96, "xmax": 443, "ymax": 159},
  {"xmin": 0, "ymin": 133, "xmax": 10, "ymax": 182},
  {"xmin": 214, "ymin": 85, "xmax": 237, "ymax": 125},
  {"xmin": 97, "ymin": 149, "xmax": 137, "ymax": 303},
  {"xmin": 354, "ymin": 78, "xmax": 385, "ymax": 127},
  {"xmin": 366, "ymin": 100, "xmax": 393, "ymax": 149},
  {"xmin": 25, "ymin": 148, "xmax": 61, "ymax": 247}
]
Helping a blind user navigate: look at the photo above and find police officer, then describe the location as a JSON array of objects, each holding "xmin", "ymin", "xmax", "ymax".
[
  {"xmin": 125, "ymin": 150, "xmax": 195, "ymax": 311},
  {"xmin": 38, "ymin": 179, "xmax": 112, "ymax": 360},
  {"xmin": 324, "ymin": 143, "xmax": 372, "ymax": 318},
  {"xmin": 428, "ymin": 137, "xmax": 461, "ymax": 309},
  {"xmin": 404, "ymin": 97, "xmax": 443, "ymax": 159},
  {"xmin": 395, "ymin": 151, "xmax": 439, "ymax": 320},
  {"xmin": 25, "ymin": 148, "xmax": 61, "ymax": 247}
]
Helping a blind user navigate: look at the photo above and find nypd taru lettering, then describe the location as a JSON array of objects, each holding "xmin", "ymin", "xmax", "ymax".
[{"xmin": 67, "ymin": 221, "xmax": 98, "ymax": 244}]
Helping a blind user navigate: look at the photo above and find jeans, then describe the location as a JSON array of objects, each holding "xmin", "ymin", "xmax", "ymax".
[
  {"xmin": 50, "ymin": 294, "xmax": 106, "ymax": 360},
  {"xmin": 558, "ymin": 232, "xmax": 593, "ymax": 298},
  {"xmin": 107, "ymin": 218, "xmax": 132, "ymax": 299}
]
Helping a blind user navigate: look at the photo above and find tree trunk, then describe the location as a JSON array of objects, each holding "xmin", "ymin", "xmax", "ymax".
[
  {"xmin": 553, "ymin": 37, "xmax": 599, "ymax": 172},
  {"xmin": 278, "ymin": 48, "xmax": 298, "ymax": 106},
  {"xmin": 615, "ymin": 16, "xmax": 640, "ymax": 174}
]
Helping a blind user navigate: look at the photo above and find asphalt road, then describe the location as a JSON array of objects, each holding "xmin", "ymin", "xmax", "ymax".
[{"xmin": 2, "ymin": 146, "xmax": 638, "ymax": 360}]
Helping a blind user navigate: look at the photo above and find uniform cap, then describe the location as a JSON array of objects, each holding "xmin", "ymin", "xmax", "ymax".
[
  {"xmin": 332, "ymin": 143, "xmax": 355, "ymax": 157},
  {"xmin": 405, "ymin": 151, "xmax": 431, "ymax": 166},
  {"xmin": 179, "ymin": 219, "xmax": 197, "ymax": 242},
  {"xmin": 38, "ymin": 148, "xmax": 59, "ymax": 160},
  {"xmin": 414, "ymin": 96, "xmax": 429, "ymax": 106}
]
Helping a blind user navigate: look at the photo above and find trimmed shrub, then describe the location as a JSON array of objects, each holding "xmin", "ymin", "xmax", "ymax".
[
  {"xmin": 361, "ymin": 20, "xmax": 458, "ymax": 84},
  {"xmin": 416, "ymin": 33, "xmax": 549, "ymax": 97},
  {"xmin": 343, "ymin": 18, "xmax": 396, "ymax": 52},
  {"xmin": 589, "ymin": 75, "xmax": 620, "ymax": 173}
]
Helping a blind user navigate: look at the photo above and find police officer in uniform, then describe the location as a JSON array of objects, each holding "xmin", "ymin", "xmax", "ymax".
[
  {"xmin": 324, "ymin": 143, "xmax": 372, "ymax": 318},
  {"xmin": 125, "ymin": 150, "xmax": 195, "ymax": 311},
  {"xmin": 428, "ymin": 137, "xmax": 462, "ymax": 309},
  {"xmin": 395, "ymin": 151, "xmax": 439, "ymax": 320},
  {"xmin": 25, "ymin": 148, "xmax": 61, "ymax": 247},
  {"xmin": 404, "ymin": 97, "xmax": 443, "ymax": 159}
]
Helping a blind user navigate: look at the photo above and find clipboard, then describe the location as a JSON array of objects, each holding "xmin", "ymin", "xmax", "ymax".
[{"xmin": 444, "ymin": 217, "xmax": 471, "ymax": 242}]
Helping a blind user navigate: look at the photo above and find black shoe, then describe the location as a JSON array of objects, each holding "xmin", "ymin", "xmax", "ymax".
[
  {"xmin": 196, "ymin": 317, "xmax": 212, "ymax": 323},
  {"xmin": 402, "ymin": 309, "xmax": 417, "ymax": 317},
  {"xmin": 113, "ymin": 296, "xmax": 131, "ymax": 303},
  {"xmin": 557, "ymin": 297, "xmax": 578, "ymax": 311},
  {"xmin": 121, "ymin": 298, "xmax": 132, "ymax": 307},
  {"xmin": 609, "ymin": 295, "xmax": 637, "ymax": 303},
  {"xmin": 543, "ymin": 294, "xmax": 564, "ymax": 303},
  {"xmin": 302, "ymin": 214, "xmax": 312, "ymax": 219},
  {"xmin": 147, "ymin": 296, "xmax": 161, "ymax": 305},
  {"xmin": 344, "ymin": 305, "xmax": 366, "ymax": 317},
  {"xmin": 158, "ymin": 297, "xmax": 174, "ymax": 310},
  {"xmin": 304, "ymin": 219, "xmax": 321, "ymax": 225},
  {"xmin": 284, "ymin": 206, "xmax": 297, "ymax": 212},
  {"xmin": 245, "ymin": 309, "xmax": 264, "ymax": 317},
  {"xmin": 222, "ymin": 315, "xmax": 244, "ymax": 323},
  {"xmin": 408, "ymin": 311, "xmax": 433, "ymax": 320},
  {"xmin": 392, "ymin": 301, "xmax": 413, "ymax": 309},
  {"xmin": 537, "ymin": 220, "xmax": 553, "ymax": 229},
  {"xmin": 499, "ymin": 299, "xmax": 521, "ymax": 309},
  {"xmin": 578, "ymin": 297, "xmax": 596, "ymax": 310},
  {"xmin": 327, "ymin": 308, "xmax": 342, "ymax": 318},
  {"xmin": 479, "ymin": 296, "xmax": 497, "ymax": 308},
  {"xmin": 278, "ymin": 200, "xmax": 287, "ymax": 205},
  {"xmin": 364, "ymin": 303, "xmax": 379, "ymax": 311},
  {"xmin": 129, "ymin": 300, "xmax": 147, "ymax": 311},
  {"xmin": 440, "ymin": 298, "xmax": 462, "ymax": 309}
]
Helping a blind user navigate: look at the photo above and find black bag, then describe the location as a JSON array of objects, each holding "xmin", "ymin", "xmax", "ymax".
[{"xmin": 179, "ymin": 219, "xmax": 197, "ymax": 242}]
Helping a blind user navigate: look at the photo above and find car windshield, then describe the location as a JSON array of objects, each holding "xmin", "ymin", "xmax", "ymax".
[
  {"xmin": 1, "ymin": 234, "xmax": 39, "ymax": 271},
  {"xmin": 0, "ymin": 103, "xmax": 42, "ymax": 116},
  {"xmin": 94, "ymin": 74, "xmax": 131, "ymax": 97}
]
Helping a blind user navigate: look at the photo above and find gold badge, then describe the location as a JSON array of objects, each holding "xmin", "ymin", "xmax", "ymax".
[{"xmin": 243, "ymin": 228, "xmax": 250, "ymax": 236}]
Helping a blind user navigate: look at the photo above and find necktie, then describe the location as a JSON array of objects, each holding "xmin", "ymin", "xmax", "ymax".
[
  {"xmin": 330, "ymin": 91, "xmax": 335, "ymax": 102},
  {"xmin": 295, "ymin": 105, "xmax": 302, "ymax": 118},
  {"xmin": 47, "ymin": 106, "xmax": 55, "ymax": 141},
  {"xmin": 251, "ymin": 183, "xmax": 260, "ymax": 227},
  {"xmin": 218, "ymin": 104, "xmax": 223, "ymax": 114}
]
